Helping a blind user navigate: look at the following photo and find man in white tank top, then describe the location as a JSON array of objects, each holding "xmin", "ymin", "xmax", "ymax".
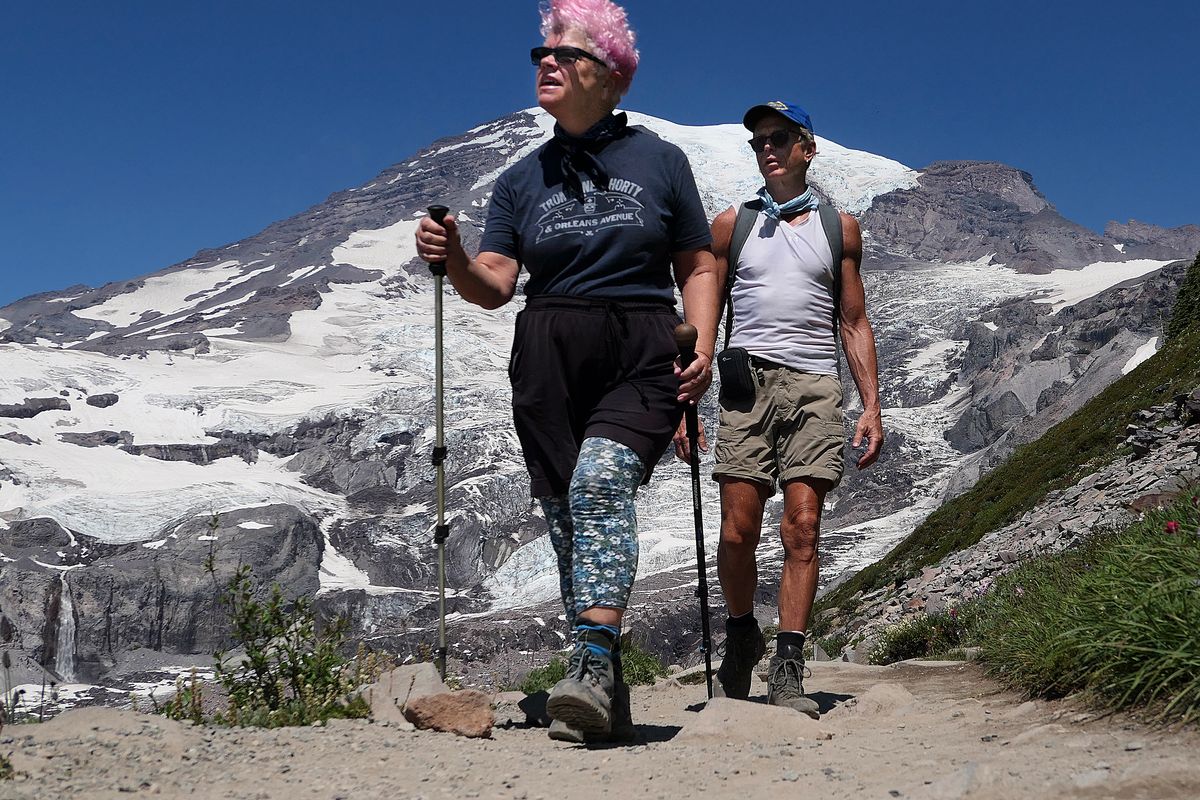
[{"xmin": 675, "ymin": 101, "xmax": 883, "ymax": 717}]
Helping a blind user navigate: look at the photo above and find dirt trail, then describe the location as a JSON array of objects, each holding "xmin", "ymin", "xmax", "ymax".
[{"xmin": 3, "ymin": 660, "xmax": 1198, "ymax": 800}]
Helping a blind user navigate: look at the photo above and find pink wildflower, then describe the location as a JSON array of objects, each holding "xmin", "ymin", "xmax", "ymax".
[{"xmin": 1165, "ymin": 521, "xmax": 1181, "ymax": 535}]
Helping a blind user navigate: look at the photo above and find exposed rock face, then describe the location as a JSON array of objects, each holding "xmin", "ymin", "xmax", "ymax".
[
  {"xmin": 943, "ymin": 260, "xmax": 1186, "ymax": 494},
  {"xmin": 863, "ymin": 162, "xmax": 1125, "ymax": 272},
  {"xmin": 824, "ymin": 392, "xmax": 1200, "ymax": 659},
  {"xmin": 85, "ymin": 393, "xmax": 120, "ymax": 408},
  {"xmin": 1, "ymin": 432, "xmax": 36, "ymax": 445},
  {"xmin": 57, "ymin": 430, "xmax": 133, "ymax": 448},
  {"xmin": 1105, "ymin": 219, "xmax": 1200, "ymax": 261},
  {"xmin": 0, "ymin": 506, "xmax": 323, "ymax": 682},
  {"xmin": 0, "ymin": 397, "xmax": 70, "ymax": 418},
  {"xmin": 120, "ymin": 438, "xmax": 260, "ymax": 465}
]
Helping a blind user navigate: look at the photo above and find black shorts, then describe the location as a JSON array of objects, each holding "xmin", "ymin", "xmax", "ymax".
[{"xmin": 509, "ymin": 295, "xmax": 686, "ymax": 497}]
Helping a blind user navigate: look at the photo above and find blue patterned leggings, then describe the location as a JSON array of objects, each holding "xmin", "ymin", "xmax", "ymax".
[{"xmin": 538, "ymin": 437, "xmax": 645, "ymax": 625}]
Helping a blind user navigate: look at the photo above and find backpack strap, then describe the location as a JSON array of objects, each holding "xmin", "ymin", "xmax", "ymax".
[
  {"xmin": 817, "ymin": 202, "xmax": 844, "ymax": 336},
  {"xmin": 722, "ymin": 200, "xmax": 761, "ymax": 349}
]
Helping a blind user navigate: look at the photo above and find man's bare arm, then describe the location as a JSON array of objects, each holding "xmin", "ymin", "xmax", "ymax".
[{"xmin": 837, "ymin": 212, "xmax": 884, "ymax": 470}]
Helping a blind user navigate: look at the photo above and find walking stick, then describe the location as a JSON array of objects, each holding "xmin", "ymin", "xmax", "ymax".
[
  {"xmin": 426, "ymin": 204, "xmax": 451, "ymax": 681},
  {"xmin": 674, "ymin": 322, "xmax": 714, "ymax": 699}
]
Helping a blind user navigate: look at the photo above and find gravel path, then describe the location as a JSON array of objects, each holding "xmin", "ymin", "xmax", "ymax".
[{"xmin": 3, "ymin": 660, "xmax": 1197, "ymax": 799}]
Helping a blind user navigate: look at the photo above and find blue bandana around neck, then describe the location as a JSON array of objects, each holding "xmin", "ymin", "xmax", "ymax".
[{"xmin": 756, "ymin": 185, "xmax": 820, "ymax": 220}]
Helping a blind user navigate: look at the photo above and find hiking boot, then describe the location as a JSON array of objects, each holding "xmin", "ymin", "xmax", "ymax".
[
  {"xmin": 715, "ymin": 617, "xmax": 766, "ymax": 700},
  {"xmin": 546, "ymin": 641, "xmax": 615, "ymax": 735},
  {"xmin": 547, "ymin": 678, "xmax": 633, "ymax": 744},
  {"xmin": 767, "ymin": 643, "xmax": 820, "ymax": 719}
]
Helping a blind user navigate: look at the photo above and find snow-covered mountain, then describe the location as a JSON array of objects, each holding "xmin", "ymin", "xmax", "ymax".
[{"xmin": 1, "ymin": 108, "xmax": 1196, "ymax": 687}]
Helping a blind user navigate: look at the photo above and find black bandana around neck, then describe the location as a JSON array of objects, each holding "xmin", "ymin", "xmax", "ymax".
[{"xmin": 553, "ymin": 112, "xmax": 628, "ymax": 203}]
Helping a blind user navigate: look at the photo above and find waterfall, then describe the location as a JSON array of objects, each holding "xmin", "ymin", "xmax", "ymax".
[{"xmin": 54, "ymin": 574, "xmax": 76, "ymax": 682}]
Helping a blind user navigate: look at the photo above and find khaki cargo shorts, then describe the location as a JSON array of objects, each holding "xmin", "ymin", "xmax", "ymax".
[{"xmin": 712, "ymin": 362, "xmax": 844, "ymax": 495}]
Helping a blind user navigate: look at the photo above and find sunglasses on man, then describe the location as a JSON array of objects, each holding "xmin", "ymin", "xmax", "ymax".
[
  {"xmin": 748, "ymin": 129, "xmax": 806, "ymax": 153},
  {"xmin": 530, "ymin": 46, "xmax": 608, "ymax": 68}
]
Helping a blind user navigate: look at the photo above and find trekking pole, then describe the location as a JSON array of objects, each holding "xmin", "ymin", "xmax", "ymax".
[
  {"xmin": 674, "ymin": 322, "xmax": 714, "ymax": 699},
  {"xmin": 426, "ymin": 204, "xmax": 451, "ymax": 682}
]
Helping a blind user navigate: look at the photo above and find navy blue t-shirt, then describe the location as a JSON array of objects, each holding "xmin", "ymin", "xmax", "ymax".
[{"xmin": 479, "ymin": 117, "xmax": 712, "ymax": 304}]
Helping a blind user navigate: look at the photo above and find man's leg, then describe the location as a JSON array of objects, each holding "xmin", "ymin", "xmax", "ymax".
[
  {"xmin": 717, "ymin": 477, "xmax": 769, "ymax": 615},
  {"xmin": 777, "ymin": 477, "xmax": 830, "ymax": 632},
  {"xmin": 714, "ymin": 477, "xmax": 770, "ymax": 698},
  {"xmin": 767, "ymin": 476, "xmax": 831, "ymax": 718}
]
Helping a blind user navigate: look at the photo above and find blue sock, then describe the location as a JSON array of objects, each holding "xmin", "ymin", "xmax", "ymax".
[{"xmin": 576, "ymin": 623, "xmax": 620, "ymax": 657}]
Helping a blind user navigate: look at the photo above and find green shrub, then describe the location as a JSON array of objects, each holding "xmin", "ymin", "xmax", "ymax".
[
  {"xmin": 869, "ymin": 602, "xmax": 983, "ymax": 665},
  {"xmin": 159, "ymin": 565, "xmax": 371, "ymax": 728},
  {"xmin": 518, "ymin": 634, "xmax": 669, "ymax": 693},
  {"xmin": 975, "ymin": 490, "xmax": 1200, "ymax": 723},
  {"xmin": 0, "ymin": 752, "xmax": 12, "ymax": 781},
  {"xmin": 619, "ymin": 636, "xmax": 669, "ymax": 685},
  {"xmin": 519, "ymin": 656, "xmax": 567, "ymax": 694},
  {"xmin": 212, "ymin": 566, "xmax": 371, "ymax": 727},
  {"xmin": 1166, "ymin": 251, "xmax": 1200, "ymax": 341},
  {"xmin": 156, "ymin": 669, "xmax": 205, "ymax": 725},
  {"xmin": 816, "ymin": 633, "xmax": 849, "ymax": 659}
]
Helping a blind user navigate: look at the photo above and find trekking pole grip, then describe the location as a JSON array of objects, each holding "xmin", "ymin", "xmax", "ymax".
[
  {"xmin": 674, "ymin": 322, "xmax": 698, "ymax": 370},
  {"xmin": 426, "ymin": 205, "xmax": 449, "ymax": 277}
]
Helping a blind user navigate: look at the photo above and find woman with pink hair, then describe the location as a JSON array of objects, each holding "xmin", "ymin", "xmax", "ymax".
[{"xmin": 416, "ymin": 0, "xmax": 720, "ymax": 743}]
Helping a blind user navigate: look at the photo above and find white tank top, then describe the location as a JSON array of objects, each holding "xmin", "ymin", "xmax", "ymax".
[{"xmin": 728, "ymin": 210, "xmax": 838, "ymax": 376}]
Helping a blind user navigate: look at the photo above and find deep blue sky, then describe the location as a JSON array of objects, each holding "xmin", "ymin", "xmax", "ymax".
[{"xmin": 2, "ymin": 0, "xmax": 1197, "ymax": 307}]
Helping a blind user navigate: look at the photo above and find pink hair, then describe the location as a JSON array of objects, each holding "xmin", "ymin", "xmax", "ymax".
[{"xmin": 539, "ymin": 0, "xmax": 639, "ymax": 94}]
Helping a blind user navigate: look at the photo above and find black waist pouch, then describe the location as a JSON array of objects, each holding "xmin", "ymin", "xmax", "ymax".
[{"xmin": 716, "ymin": 347, "xmax": 756, "ymax": 403}]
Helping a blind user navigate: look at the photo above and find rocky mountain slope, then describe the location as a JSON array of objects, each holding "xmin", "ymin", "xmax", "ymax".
[{"xmin": 1, "ymin": 108, "xmax": 1197, "ymax": 692}]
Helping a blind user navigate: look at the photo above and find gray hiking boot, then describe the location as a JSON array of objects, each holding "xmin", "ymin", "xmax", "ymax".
[
  {"xmin": 546, "ymin": 641, "xmax": 615, "ymax": 735},
  {"xmin": 767, "ymin": 644, "xmax": 820, "ymax": 719},
  {"xmin": 715, "ymin": 617, "xmax": 766, "ymax": 700},
  {"xmin": 548, "ymin": 679, "xmax": 633, "ymax": 744}
]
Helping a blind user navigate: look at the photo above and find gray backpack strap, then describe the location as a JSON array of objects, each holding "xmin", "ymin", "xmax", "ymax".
[
  {"xmin": 818, "ymin": 202, "xmax": 844, "ymax": 335},
  {"xmin": 722, "ymin": 200, "xmax": 761, "ymax": 349}
]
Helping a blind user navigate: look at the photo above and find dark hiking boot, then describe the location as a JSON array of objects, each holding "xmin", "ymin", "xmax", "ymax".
[
  {"xmin": 547, "ymin": 646, "xmax": 634, "ymax": 743},
  {"xmin": 546, "ymin": 641, "xmax": 615, "ymax": 735},
  {"xmin": 767, "ymin": 642, "xmax": 820, "ymax": 719},
  {"xmin": 715, "ymin": 617, "xmax": 766, "ymax": 700}
]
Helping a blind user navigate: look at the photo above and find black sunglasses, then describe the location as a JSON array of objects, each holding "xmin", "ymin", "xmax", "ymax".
[
  {"xmin": 748, "ymin": 129, "xmax": 803, "ymax": 153},
  {"xmin": 530, "ymin": 46, "xmax": 608, "ymax": 68}
]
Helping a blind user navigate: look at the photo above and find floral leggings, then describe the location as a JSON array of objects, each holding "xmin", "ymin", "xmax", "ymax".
[{"xmin": 538, "ymin": 437, "xmax": 644, "ymax": 625}]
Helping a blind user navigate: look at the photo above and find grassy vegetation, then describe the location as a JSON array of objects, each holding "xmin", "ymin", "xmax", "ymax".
[
  {"xmin": 866, "ymin": 489, "xmax": 1199, "ymax": 724},
  {"xmin": 977, "ymin": 492, "xmax": 1200, "ymax": 723},
  {"xmin": 518, "ymin": 635, "xmax": 668, "ymax": 694},
  {"xmin": 818, "ymin": 269, "xmax": 1200, "ymax": 618}
]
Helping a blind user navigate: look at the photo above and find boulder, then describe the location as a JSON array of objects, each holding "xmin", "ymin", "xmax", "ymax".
[
  {"xmin": 364, "ymin": 662, "xmax": 448, "ymax": 725},
  {"xmin": 403, "ymin": 690, "xmax": 494, "ymax": 738},
  {"xmin": 86, "ymin": 393, "xmax": 120, "ymax": 408}
]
